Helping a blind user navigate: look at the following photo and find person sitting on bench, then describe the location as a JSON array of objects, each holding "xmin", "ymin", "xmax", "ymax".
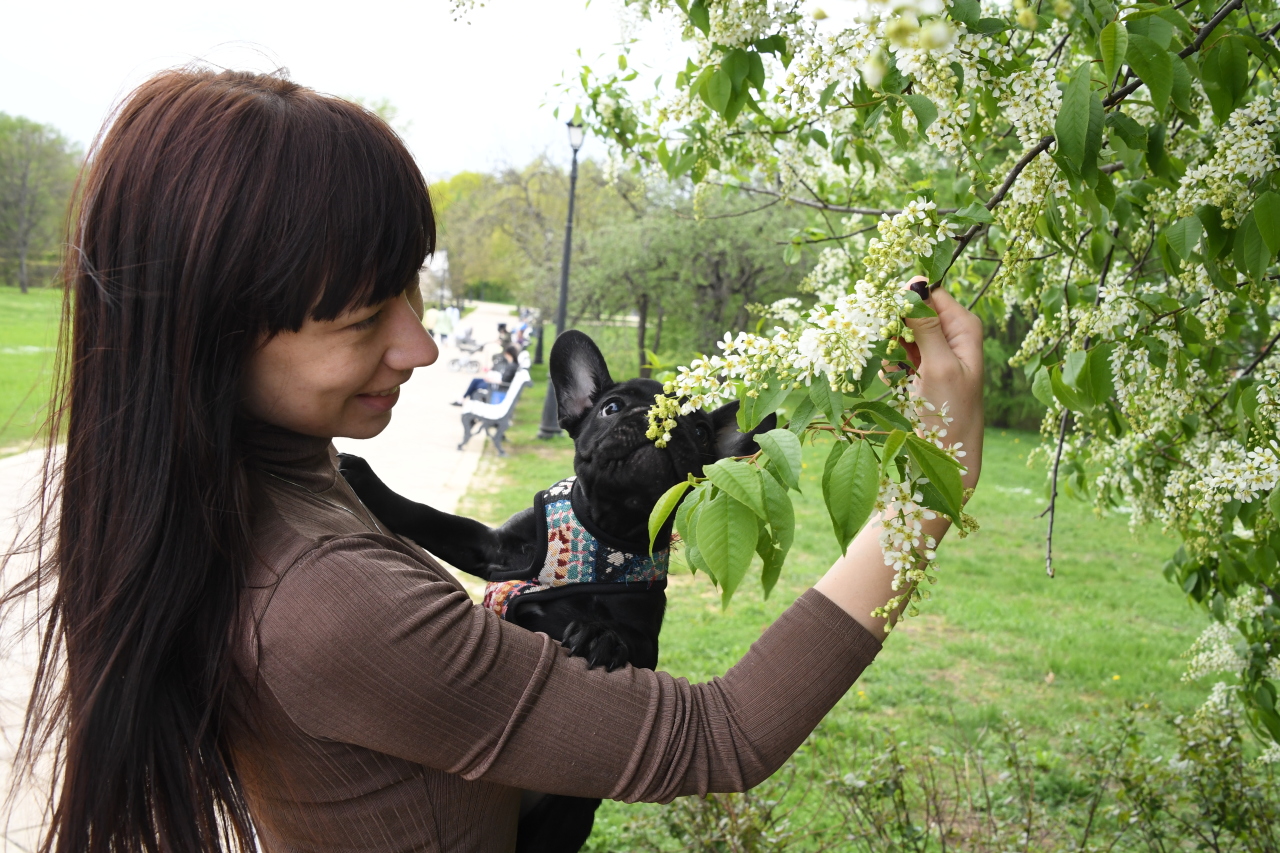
[{"xmin": 453, "ymin": 346, "xmax": 519, "ymax": 406}]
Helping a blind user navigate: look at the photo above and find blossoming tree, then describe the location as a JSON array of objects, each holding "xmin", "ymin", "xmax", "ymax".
[{"xmin": 473, "ymin": 0, "xmax": 1280, "ymax": 744}]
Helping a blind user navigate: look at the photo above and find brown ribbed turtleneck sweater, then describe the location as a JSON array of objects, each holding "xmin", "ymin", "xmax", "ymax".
[{"xmin": 228, "ymin": 424, "xmax": 882, "ymax": 852}]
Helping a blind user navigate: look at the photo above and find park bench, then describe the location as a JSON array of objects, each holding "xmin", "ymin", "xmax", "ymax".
[{"xmin": 458, "ymin": 369, "xmax": 532, "ymax": 457}]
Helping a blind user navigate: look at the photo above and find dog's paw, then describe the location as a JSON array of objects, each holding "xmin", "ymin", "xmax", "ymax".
[{"xmin": 562, "ymin": 621, "xmax": 630, "ymax": 672}]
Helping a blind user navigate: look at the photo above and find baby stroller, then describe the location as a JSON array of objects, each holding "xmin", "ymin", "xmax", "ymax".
[{"xmin": 448, "ymin": 329, "xmax": 485, "ymax": 373}]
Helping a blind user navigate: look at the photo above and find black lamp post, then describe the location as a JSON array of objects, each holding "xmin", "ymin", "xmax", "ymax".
[{"xmin": 537, "ymin": 120, "xmax": 585, "ymax": 439}]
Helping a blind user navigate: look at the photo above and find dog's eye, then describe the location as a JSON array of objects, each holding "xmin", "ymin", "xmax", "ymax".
[
  {"xmin": 600, "ymin": 400, "xmax": 622, "ymax": 416},
  {"xmin": 694, "ymin": 423, "xmax": 711, "ymax": 444}
]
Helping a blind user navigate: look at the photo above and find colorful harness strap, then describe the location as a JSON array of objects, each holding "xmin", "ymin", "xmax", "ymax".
[{"xmin": 483, "ymin": 475, "xmax": 670, "ymax": 619}]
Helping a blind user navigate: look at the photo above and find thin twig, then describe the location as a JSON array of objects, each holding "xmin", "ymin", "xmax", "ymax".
[
  {"xmin": 775, "ymin": 223, "xmax": 878, "ymax": 245},
  {"xmin": 966, "ymin": 258, "xmax": 1004, "ymax": 310},
  {"xmin": 711, "ymin": 180, "xmax": 957, "ymax": 216},
  {"xmin": 673, "ymin": 196, "xmax": 782, "ymax": 220},
  {"xmin": 1042, "ymin": 410, "xmax": 1070, "ymax": 578}
]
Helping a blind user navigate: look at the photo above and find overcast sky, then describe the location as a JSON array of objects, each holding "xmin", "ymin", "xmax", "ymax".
[{"xmin": 0, "ymin": 0, "xmax": 683, "ymax": 179}]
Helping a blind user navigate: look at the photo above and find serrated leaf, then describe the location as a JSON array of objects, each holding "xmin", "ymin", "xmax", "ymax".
[
  {"xmin": 1170, "ymin": 55, "xmax": 1192, "ymax": 115},
  {"xmin": 787, "ymin": 395, "xmax": 818, "ymax": 435},
  {"xmin": 952, "ymin": 201, "xmax": 994, "ymax": 224},
  {"xmin": 1165, "ymin": 215, "xmax": 1204, "ymax": 259},
  {"xmin": 688, "ymin": 0, "xmax": 710, "ymax": 34},
  {"xmin": 1126, "ymin": 35, "xmax": 1173, "ymax": 114},
  {"xmin": 703, "ymin": 458, "xmax": 766, "ymax": 519},
  {"xmin": 696, "ymin": 492, "xmax": 758, "ymax": 607},
  {"xmin": 881, "ymin": 429, "xmax": 908, "ymax": 478},
  {"xmin": 1032, "ymin": 366, "xmax": 1055, "ymax": 408},
  {"xmin": 756, "ymin": 428, "xmax": 803, "ymax": 491},
  {"xmin": 823, "ymin": 440, "xmax": 879, "ymax": 552},
  {"xmin": 648, "ymin": 480, "xmax": 692, "ymax": 554},
  {"xmin": 855, "ymin": 401, "xmax": 913, "ymax": 432},
  {"xmin": 1234, "ymin": 212, "xmax": 1271, "ymax": 282},
  {"xmin": 706, "ymin": 67, "xmax": 733, "ymax": 113},
  {"xmin": 722, "ymin": 49, "xmax": 750, "ymax": 89},
  {"xmin": 928, "ymin": 237, "xmax": 955, "ymax": 282},
  {"xmin": 1105, "ymin": 111, "xmax": 1147, "ymax": 151},
  {"xmin": 760, "ymin": 470, "xmax": 794, "ymax": 597},
  {"xmin": 1055, "ymin": 64, "xmax": 1093, "ymax": 171},
  {"xmin": 1100, "ymin": 21, "xmax": 1129, "ymax": 83},
  {"xmin": 1201, "ymin": 35, "xmax": 1250, "ymax": 121},
  {"xmin": 737, "ymin": 371, "xmax": 791, "ymax": 431},
  {"xmin": 746, "ymin": 50, "xmax": 765, "ymax": 90},
  {"xmin": 1050, "ymin": 365, "xmax": 1093, "ymax": 413},
  {"xmin": 1253, "ymin": 191, "xmax": 1280, "ymax": 256},
  {"xmin": 950, "ymin": 0, "xmax": 980, "ymax": 26},
  {"xmin": 901, "ymin": 94, "xmax": 938, "ymax": 134},
  {"xmin": 1086, "ymin": 345, "xmax": 1115, "ymax": 406},
  {"xmin": 809, "ymin": 379, "xmax": 844, "ymax": 426},
  {"xmin": 905, "ymin": 434, "xmax": 965, "ymax": 523}
]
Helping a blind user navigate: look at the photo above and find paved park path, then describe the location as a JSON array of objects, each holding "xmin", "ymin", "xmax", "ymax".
[{"xmin": 0, "ymin": 300, "xmax": 517, "ymax": 849}]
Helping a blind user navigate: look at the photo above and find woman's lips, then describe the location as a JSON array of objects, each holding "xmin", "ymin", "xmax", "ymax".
[{"xmin": 356, "ymin": 386, "xmax": 400, "ymax": 413}]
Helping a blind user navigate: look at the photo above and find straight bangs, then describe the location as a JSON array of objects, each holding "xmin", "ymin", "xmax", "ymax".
[{"xmin": 254, "ymin": 88, "xmax": 436, "ymax": 332}]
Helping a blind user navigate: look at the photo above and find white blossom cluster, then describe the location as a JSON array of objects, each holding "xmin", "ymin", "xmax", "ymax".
[
  {"xmin": 1178, "ymin": 440, "xmax": 1280, "ymax": 512},
  {"xmin": 865, "ymin": 196, "xmax": 956, "ymax": 282},
  {"xmin": 1175, "ymin": 98, "xmax": 1280, "ymax": 223}
]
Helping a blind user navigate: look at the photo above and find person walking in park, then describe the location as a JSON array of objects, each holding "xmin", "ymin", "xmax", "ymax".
[{"xmin": 3, "ymin": 69, "xmax": 983, "ymax": 852}]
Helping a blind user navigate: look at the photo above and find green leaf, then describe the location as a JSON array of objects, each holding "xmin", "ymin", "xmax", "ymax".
[
  {"xmin": 1253, "ymin": 191, "xmax": 1280, "ymax": 256},
  {"xmin": 1170, "ymin": 55, "xmax": 1192, "ymax": 115},
  {"xmin": 786, "ymin": 395, "xmax": 817, "ymax": 435},
  {"xmin": 1105, "ymin": 112, "xmax": 1147, "ymax": 151},
  {"xmin": 808, "ymin": 379, "xmax": 844, "ymax": 426},
  {"xmin": 696, "ymin": 491, "xmax": 758, "ymax": 605},
  {"xmin": 756, "ymin": 428, "xmax": 803, "ymax": 491},
  {"xmin": 1197, "ymin": 206, "xmax": 1229, "ymax": 259},
  {"xmin": 951, "ymin": 201, "xmax": 994, "ymax": 224},
  {"xmin": 950, "ymin": 0, "xmax": 980, "ymax": 27},
  {"xmin": 1085, "ymin": 345, "xmax": 1116, "ymax": 406},
  {"xmin": 1165, "ymin": 215, "xmax": 1204, "ymax": 259},
  {"xmin": 746, "ymin": 51, "xmax": 765, "ymax": 90},
  {"xmin": 648, "ymin": 480, "xmax": 692, "ymax": 554},
  {"xmin": 1083, "ymin": 89, "xmax": 1104, "ymax": 183},
  {"xmin": 855, "ymin": 401, "xmax": 913, "ymax": 432},
  {"xmin": 880, "ymin": 429, "xmax": 908, "ymax": 479},
  {"xmin": 928, "ymin": 238, "xmax": 955, "ymax": 282},
  {"xmin": 821, "ymin": 439, "xmax": 845, "ymax": 504},
  {"xmin": 1126, "ymin": 34, "xmax": 1173, "ymax": 114},
  {"xmin": 1269, "ymin": 486, "xmax": 1280, "ymax": 522},
  {"xmin": 1234, "ymin": 212, "xmax": 1271, "ymax": 282},
  {"xmin": 687, "ymin": 0, "xmax": 710, "ymax": 34},
  {"xmin": 759, "ymin": 470, "xmax": 794, "ymax": 597},
  {"xmin": 901, "ymin": 94, "xmax": 938, "ymax": 134},
  {"xmin": 737, "ymin": 371, "xmax": 791, "ymax": 431},
  {"xmin": 1032, "ymin": 366, "xmax": 1055, "ymax": 408},
  {"xmin": 905, "ymin": 434, "xmax": 965, "ymax": 522},
  {"xmin": 1055, "ymin": 63, "xmax": 1093, "ymax": 171},
  {"xmin": 1201, "ymin": 35, "xmax": 1250, "ymax": 122},
  {"xmin": 703, "ymin": 458, "xmax": 766, "ymax": 519},
  {"xmin": 706, "ymin": 67, "xmax": 733, "ymax": 113},
  {"xmin": 823, "ymin": 440, "xmax": 880, "ymax": 552},
  {"xmin": 1100, "ymin": 21, "xmax": 1129, "ymax": 83},
  {"xmin": 722, "ymin": 49, "xmax": 750, "ymax": 90},
  {"xmin": 1051, "ymin": 365, "xmax": 1093, "ymax": 413}
]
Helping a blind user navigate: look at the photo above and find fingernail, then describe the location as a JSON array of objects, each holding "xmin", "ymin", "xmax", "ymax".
[{"xmin": 910, "ymin": 279, "xmax": 931, "ymax": 301}]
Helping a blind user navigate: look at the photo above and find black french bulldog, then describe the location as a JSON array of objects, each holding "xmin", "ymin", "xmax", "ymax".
[{"xmin": 338, "ymin": 330, "xmax": 775, "ymax": 853}]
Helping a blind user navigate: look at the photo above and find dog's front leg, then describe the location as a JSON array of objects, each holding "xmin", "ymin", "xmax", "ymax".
[{"xmin": 338, "ymin": 454, "xmax": 504, "ymax": 580}]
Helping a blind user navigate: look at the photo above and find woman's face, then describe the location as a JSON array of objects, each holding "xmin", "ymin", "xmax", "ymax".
[{"xmin": 242, "ymin": 286, "xmax": 438, "ymax": 439}]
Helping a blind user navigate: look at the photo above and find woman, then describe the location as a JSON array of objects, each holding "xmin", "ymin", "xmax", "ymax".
[
  {"xmin": 9, "ymin": 69, "xmax": 983, "ymax": 852},
  {"xmin": 453, "ymin": 345, "xmax": 520, "ymax": 406}
]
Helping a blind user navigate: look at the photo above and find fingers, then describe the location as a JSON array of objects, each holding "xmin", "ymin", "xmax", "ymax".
[{"xmin": 901, "ymin": 279, "xmax": 984, "ymax": 376}]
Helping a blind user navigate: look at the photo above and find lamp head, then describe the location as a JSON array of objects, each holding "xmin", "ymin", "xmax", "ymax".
[{"xmin": 567, "ymin": 121, "xmax": 585, "ymax": 151}]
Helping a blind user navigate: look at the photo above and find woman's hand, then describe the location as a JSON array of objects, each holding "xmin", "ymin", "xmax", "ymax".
[
  {"xmin": 814, "ymin": 276, "xmax": 985, "ymax": 634},
  {"xmin": 901, "ymin": 276, "xmax": 985, "ymax": 489}
]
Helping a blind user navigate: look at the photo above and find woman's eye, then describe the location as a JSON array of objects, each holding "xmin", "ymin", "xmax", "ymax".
[
  {"xmin": 601, "ymin": 400, "xmax": 621, "ymax": 416},
  {"xmin": 348, "ymin": 310, "xmax": 382, "ymax": 331}
]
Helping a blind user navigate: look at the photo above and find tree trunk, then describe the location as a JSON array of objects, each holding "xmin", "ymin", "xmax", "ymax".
[
  {"xmin": 18, "ymin": 249, "xmax": 28, "ymax": 294},
  {"xmin": 534, "ymin": 323, "xmax": 545, "ymax": 365},
  {"xmin": 637, "ymin": 293, "xmax": 650, "ymax": 378}
]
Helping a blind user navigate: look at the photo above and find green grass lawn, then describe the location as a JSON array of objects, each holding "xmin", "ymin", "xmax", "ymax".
[
  {"xmin": 458, "ymin": 347, "xmax": 1221, "ymax": 848},
  {"xmin": 0, "ymin": 287, "xmax": 63, "ymax": 453}
]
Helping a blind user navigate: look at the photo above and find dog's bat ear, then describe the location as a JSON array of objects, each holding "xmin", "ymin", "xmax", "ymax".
[
  {"xmin": 709, "ymin": 402, "xmax": 778, "ymax": 458},
  {"xmin": 549, "ymin": 330, "xmax": 614, "ymax": 435}
]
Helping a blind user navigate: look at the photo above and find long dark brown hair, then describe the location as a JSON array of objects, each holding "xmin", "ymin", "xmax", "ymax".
[{"xmin": 4, "ymin": 68, "xmax": 434, "ymax": 852}]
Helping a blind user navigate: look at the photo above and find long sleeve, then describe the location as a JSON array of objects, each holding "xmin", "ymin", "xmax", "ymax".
[{"xmin": 252, "ymin": 534, "xmax": 881, "ymax": 803}]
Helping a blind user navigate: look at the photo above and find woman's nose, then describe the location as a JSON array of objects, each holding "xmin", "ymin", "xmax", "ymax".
[{"xmin": 385, "ymin": 293, "xmax": 438, "ymax": 371}]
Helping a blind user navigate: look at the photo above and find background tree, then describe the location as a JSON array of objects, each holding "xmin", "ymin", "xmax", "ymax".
[{"xmin": 0, "ymin": 114, "xmax": 80, "ymax": 292}]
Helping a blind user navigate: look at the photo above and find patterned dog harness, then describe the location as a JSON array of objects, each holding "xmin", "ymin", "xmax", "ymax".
[{"xmin": 483, "ymin": 476, "xmax": 670, "ymax": 620}]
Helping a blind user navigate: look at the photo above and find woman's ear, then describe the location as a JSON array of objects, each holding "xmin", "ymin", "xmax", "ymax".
[
  {"xmin": 549, "ymin": 330, "xmax": 614, "ymax": 435},
  {"xmin": 708, "ymin": 401, "xmax": 779, "ymax": 458}
]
